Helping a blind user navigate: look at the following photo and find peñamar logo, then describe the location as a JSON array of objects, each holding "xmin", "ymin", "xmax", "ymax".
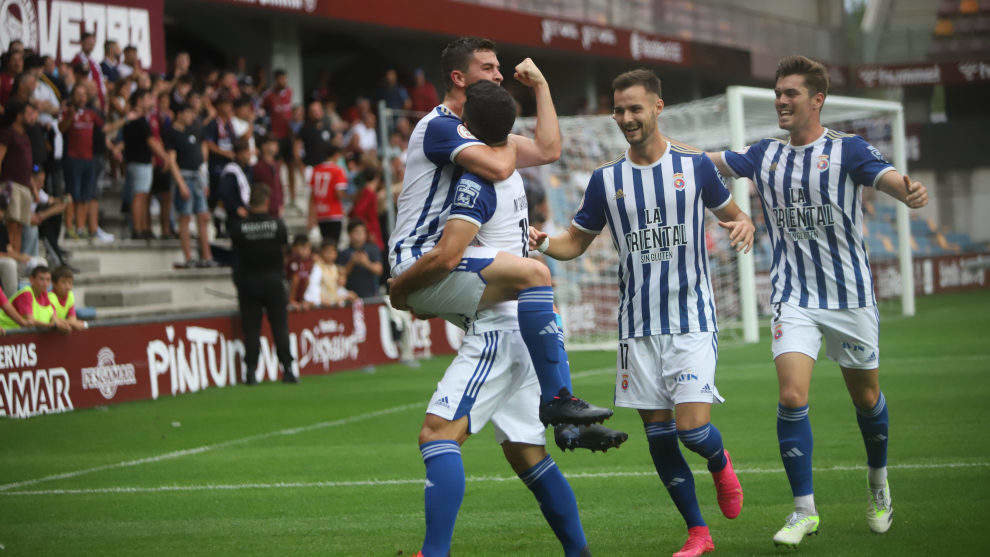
[{"xmin": 81, "ymin": 347, "xmax": 137, "ymax": 400}]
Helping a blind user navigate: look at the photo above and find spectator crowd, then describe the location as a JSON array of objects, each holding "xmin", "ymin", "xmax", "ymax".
[{"xmin": 0, "ymin": 35, "xmax": 441, "ymax": 332}]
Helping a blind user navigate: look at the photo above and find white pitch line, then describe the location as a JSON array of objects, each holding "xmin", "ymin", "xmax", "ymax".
[
  {"xmin": 2, "ymin": 461, "xmax": 986, "ymax": 496},
  {"xmin": 0, "ymin": 402, "xmax": 422, "ymax": 492}
]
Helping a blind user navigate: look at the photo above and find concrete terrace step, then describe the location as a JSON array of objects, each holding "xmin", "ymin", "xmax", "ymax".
[
  {"xmin": 92, "ymin": 300, "xmax": 238, "ymax": 322},
  {"xmin": 84, "ymin": 287, "xmax": 172, "ymax": 308},
  {"xmin": 75, "ymin": 268, "xmax": 237, "ymax": 310}
]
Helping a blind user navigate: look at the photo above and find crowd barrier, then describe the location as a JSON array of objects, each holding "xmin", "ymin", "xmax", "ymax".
[{"xmin": 0, "ymin": 301, "xmax": 461, "ymax": 419}]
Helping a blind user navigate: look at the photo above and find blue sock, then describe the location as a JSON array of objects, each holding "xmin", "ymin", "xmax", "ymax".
[
  {"xmin": 518, "ymin": 286, "xmax": 568, "ymax": 403},
  {"xmin": 856, "ymin": 391, "xmax": 889, "ymax": 470},
  {"xmin": 777, "ymin": 404, "xmax": 814, "ymax": 497},
  {"xmin": 645, "ymin": 421, "xmax": 705, "ymax": 528},
  {"xmin": 520, "ymin": 455, "xmax": 587, "ymax": 557},
  {"xmin": 420, "ymin": 441, "xmax": 465, "ymax": 557},
  {"xmin": 555, "ymin": 312, "xmax": 573, "ymax": 392},
  {"xmin": 678, "ymin": 423, "xmax": 727, "ymax": 472}
]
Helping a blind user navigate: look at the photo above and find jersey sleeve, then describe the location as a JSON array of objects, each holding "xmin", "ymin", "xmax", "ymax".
[
  {"xmin": 333, "ymin": 166, "xmax": 348, "ymax": 190},
  {"xmin": 695, "ymin": 155, "xmax": 733, "ymax": 210},
  {"xmin": 422, "ymin": 115, "xmax": 483, "ymax": 167},
  {"xmin": 447, "ymin": 173, "xmax": 496, "ymax": 228},
  {"xmin": 844, "ymin": 136, "xmax": 895, "ymax": 188},
  {"xmin": 721, "ymin": 140, "xmax": 769, "ymax": 180},
  {"xmin": 572, "ymin": 169, "xmax": 608, "ymax": 234}
]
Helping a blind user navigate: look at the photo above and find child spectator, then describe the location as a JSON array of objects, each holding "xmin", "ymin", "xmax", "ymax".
[
  {"xmin": 285, "ymin": 234, "xmax": 314, "ymax": 310},
  {"xmin": 49, "ymin": 265, "xmax": 86, "ymax": 330},
  {"xmin": 303, "ymin": 241, "xmax": 356, "ymax": 307},
  {"xmin": 0, "ymin": 283, "xmax": 28, "ymax": 332},
  {"xmin": 0, "ymin": 265, "xmax": 70, "ymax": 332},
  {"xmin": 308, "ymin": 145, "xmax": 349, "ymax": 246},
  {"xmin": 338, "ymin": 221, "xmax": 382, "ymax": 299}
]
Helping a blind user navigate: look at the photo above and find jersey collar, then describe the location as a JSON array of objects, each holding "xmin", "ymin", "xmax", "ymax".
[{"xmin": 786, "ymin": 127, "xmax": 828, "ymax": 151}]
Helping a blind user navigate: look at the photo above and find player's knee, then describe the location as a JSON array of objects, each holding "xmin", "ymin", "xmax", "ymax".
[
  {"xmin": 778, "ymin": 387, "xmax": 808, "ymax": 408},
  {"xmin": 518, "ymin": 259, "xmax": 552, "ymax": 289},
  {"xmin": 851, "ymin": 385, "xmax": 880, "ymax": 411}
]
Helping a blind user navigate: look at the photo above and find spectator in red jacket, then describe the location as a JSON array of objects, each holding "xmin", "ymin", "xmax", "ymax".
[
  {"xmin": 253, "ymin": 135, "xmax": 285, "ymax": 218},
  {"xmin": 350, "ymin": 167, "xmax": 384, "ymax": 250},
  {"xmin": 409, "ymin": 68, "xmax": 439, "ymax": 113}
]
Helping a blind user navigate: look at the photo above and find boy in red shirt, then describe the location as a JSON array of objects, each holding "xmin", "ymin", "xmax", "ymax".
[
  {"xmin": 285, "ymin": 234, "xmax": 314, "ymax": 311},
  {"xmin": 307, "ymin": 145, "xmax": 350, "ymax": 246},
  {"xmin": 349, "ymin": 167, "xmax": 384, "ymax": 250}
]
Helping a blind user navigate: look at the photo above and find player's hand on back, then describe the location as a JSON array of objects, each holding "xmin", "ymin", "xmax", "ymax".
[
  {"xmin": 903, "ymin": 175, "xmax": 928, "ymax": 209},
  {"xmin": 387, "ymin": 278, "xmax": 411, "ymax": 311},
  {"xmin": 514, "ymin": 58, "xmax": 546, "ymax": 88},
  {"xmin": 529, "ymin": 226, "xmax": 548, "ymax": 251}
]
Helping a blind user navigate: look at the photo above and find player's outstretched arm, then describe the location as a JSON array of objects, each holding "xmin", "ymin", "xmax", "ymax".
[
  {"xmin": 529, "ymin": 224, "xmax": 596, "ymax": 261},
  {"xmin": 388, "ymin": 219, "xmax": 480, "ymax": 310},
  {"xmin": 509, "ymin": 58, "xmax": 561, "ymax": 168},
  {"xmin": 712, "ymin": 200, "xmax": 755, "ymax": 254},
  {"xmin": 877, "ymin": 172, "xmax": 929, "ymax": 209},
  {"xmin": 664, "ymin": 136, "xmax": 738, "ymax": 179}
]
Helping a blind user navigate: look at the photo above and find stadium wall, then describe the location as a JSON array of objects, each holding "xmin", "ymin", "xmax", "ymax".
[{"xmin": 0, "ymin": 302, "xmax": 459, "ymax": 419}]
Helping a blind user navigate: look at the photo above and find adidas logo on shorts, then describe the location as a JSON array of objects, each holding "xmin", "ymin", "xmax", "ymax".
[
  {"xmin": 434, "ymin": 395, "xmax": 451, "ymax": 409},
  {"xmin": 700, "ymin": 384, "xmax": 712, "ymax": 394}
]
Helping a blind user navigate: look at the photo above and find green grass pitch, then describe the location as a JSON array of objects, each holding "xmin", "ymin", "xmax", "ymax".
[{"xmin": 1, "ymin": 291, "xmax": 988, "ymax": 556}]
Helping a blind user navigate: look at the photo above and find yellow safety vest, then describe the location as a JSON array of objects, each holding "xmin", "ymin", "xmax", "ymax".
[
  {"xmin": 48, "ymin": 290, "xmax": 75, "ymax": 320},
  {"xmin": 0, "ymin": 286, "xmax": 55, "ymax": 329}
]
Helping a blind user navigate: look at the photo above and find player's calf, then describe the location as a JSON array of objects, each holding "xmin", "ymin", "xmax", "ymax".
[{"xmin": 418, "ymin": 415, "xmax": 469, "ymax": 557}]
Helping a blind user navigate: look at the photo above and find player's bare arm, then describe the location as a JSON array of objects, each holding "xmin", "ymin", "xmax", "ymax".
[
  {"xmin": 510, "ymin": 58, "xmax": 562, "ymax": 168},
  {"xmin": 454, "ymin": 140, "xmax": 517, "ymax": 182},
  {"xmin": 389, "ymin": 218, "xmax": 479, "ymax": 310},
  {"xmin": 528, "ymin": 224, "xmax": 595, "ymax": 261},
  {"xmin": 877, "ymin": 172, "xmax": 929, "ymax": 209},
  {"xmin": 712, "ymin": 200, "xmax": 755, "ymax": 253}
]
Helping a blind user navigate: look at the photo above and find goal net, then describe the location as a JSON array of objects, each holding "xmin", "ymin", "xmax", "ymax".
[{"xmin": 381, "ymin": 88, "xmax": 912, "ymax": 348}]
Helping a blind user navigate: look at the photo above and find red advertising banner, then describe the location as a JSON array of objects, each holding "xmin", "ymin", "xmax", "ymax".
[
  {"xmin": 206, "ymin": 0, "xmax": 692, "ymax": 66},
  {"xmin": 0, "ymin": 301, "xmax": 458, "ymax": 419},
  {"xmin": 871, "ymin": 252, "xmax": 989, "ymax": 300},
  {"xmin": 0, "ymin": 0, "xmax": 166, "ymax": 72},
  {"xmin": 855, "ymin": 60, "xmax": 990, "ymax": 88}
]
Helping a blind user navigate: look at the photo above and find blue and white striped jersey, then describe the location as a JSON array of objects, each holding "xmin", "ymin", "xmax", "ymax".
[
  {"xmin": 389, "ymin": 104, "xmax": 482, "ymax": 270},
  {"xmin": 722, "ymin": 128, "xmax": 894, "ymax": 309},
  {"xmin": 573, "ymin": 143, "xmax": 732, "ymax": 340}
]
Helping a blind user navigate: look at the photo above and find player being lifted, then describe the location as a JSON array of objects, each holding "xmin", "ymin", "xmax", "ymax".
[
  {"xmin": 409, "ymin": 80, "xmax": 593, "ymax": 557},
  {"xmin": 530, "ymin": 69, "xmax": 752, "ymax": 557},
  {"xmin": 704, "ymin": 56, "xmax": 928, "ymax": 547},
  {"xmin": 389, "ymin": 37, "xmax": 617, "ymax": 430}
]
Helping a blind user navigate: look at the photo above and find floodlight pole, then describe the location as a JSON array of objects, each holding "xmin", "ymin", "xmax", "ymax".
[
  {"xmin": 726, "ymin": 87, "xmax": 760, "ymax": 343},
  {"xmin": 891, "ymin": 106, "xmax": 915, "ymax": 316}
]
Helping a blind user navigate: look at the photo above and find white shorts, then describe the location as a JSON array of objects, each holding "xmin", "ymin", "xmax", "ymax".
[
  {"xmin": 426, "ymin": 330, "xmax": 545, "ymax": 446},
  {"xmin": 401, "ymin": 246, "xmax": 497, "ymax": 330},
  {"xmin": 614, "ymin": 332, "xmax": 724, "ymax": 410},
  {"xmin": 770, "ymin": 302, "xmax": 880, "ymax": 369}
]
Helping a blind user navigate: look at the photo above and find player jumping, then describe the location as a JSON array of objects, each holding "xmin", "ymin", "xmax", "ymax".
[
  {"xmin": 388, "ymin": 37, "xmax": 614, "ymax": 428},
  {"xmin": 411, "ymin": 81, "xmax": 592, "ymax": 557},
  {"xmin": 705, "ymin": 55, "xmax": 929, "ymax": 547},
  {"xmin": 530, "ymin": 69, "xmax": 752, "ymax": 557}
]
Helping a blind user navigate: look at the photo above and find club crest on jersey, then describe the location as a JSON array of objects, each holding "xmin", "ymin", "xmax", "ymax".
[
  {"xmin": 453, "ymin": 179, "xmax": 482, "ymax": 209},
  {"xmin": 773, "ymin": 323, "xmax": 783, "ymax": 340},
  {"xmin": 614, "ymin": 189, "xmax": 625, "ymax": 200},
  {"xmin": 456, "ymin": 124, "xmax": 477, "ymax": 140},
  {"xmin": 769, "ymin": 162, "xmax": 778, "ymax": 172},
  {"xmin": 816, "ymin": 154, "xmax": 829, "ymax": 171},
  {"xmin": 673, "ymin": 173, "xmax": 686, "ymax": 190}
]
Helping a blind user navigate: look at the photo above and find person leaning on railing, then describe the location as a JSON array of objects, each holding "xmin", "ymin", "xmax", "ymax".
[{"xmin": 0, "ymin": 264, "xmax": 71, "ymax": 333}]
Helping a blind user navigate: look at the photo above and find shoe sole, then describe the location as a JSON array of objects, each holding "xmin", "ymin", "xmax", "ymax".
[
  {"xmin": 772, "ymin": 527, "xmax": 819, "ymax": 548},
  {"xmin": 540, "ymin": 411, "xmax": 614, "ymax": 427},
  {"xmin": 559, "ymin": 432, "xmax": 629, "ymax": 453}
]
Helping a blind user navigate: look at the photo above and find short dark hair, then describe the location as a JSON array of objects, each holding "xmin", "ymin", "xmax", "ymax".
[
  {"xmin": 249, "ymin": 183, "xmax": 270, "ymax": 207},
  {"xmin": 462, "ymin": 81, "xmax": 515, "ymax": 145},
  {"xmin": 31, "ymin": 265, "xmax": 50, "ymax": 278},
  {"xmin": 52, "ymin": 265, "xmax": 74, "ymax": 284},
  {"xmin": 81, "ymin": 32, "xmax": 94, "ymax": 41},
  {"xmin": 775, "ymin": 55, "xmax": 829, "ymax": 98},
  {"xmin": 233, "ymin": 96, "xmax": 252, "ymax": 109},
  {"xmin": 612, "ymin": 69, "xmax": 662, "ymax": 97},
  {"xmin": 347, "ymin": 220, "xmax": 367, "ymax": 234},
  {"xmin": 104, "ymin": 39, "xmax": 117, "ymax": 50},
  {"xmin": 273, "ymin": 69, "xmax": 286, "ymax": 78},
  {"xmin": 128, "ymin": 87, "xmax": 150, "ymax": 108},
  {"xmin": 292, "ymin": 233, "xmax": 310, "ymax": 247},
  {"xmin": 232, "ymin": 137, "xmax": 251, "ymax": 153},
  {"xmin": 440, "ymin": 36, "xmax": 497, "ymax": 91},
  {"xmin": 123, "ymin": 45, "xmax": 137, "ymax": 54},
  {"xmin": 320, "ymin": 241, "xmax": 337, "ymax": 252}
]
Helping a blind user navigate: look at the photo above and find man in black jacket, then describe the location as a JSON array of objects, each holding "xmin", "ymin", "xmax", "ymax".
[
  {"xmin": 229, "ymin": 183, "xmax": 297, "ymax": 384},
  {"xmin": 217, "ymin": 137, "xmax": 252, "ymax": 236}
]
